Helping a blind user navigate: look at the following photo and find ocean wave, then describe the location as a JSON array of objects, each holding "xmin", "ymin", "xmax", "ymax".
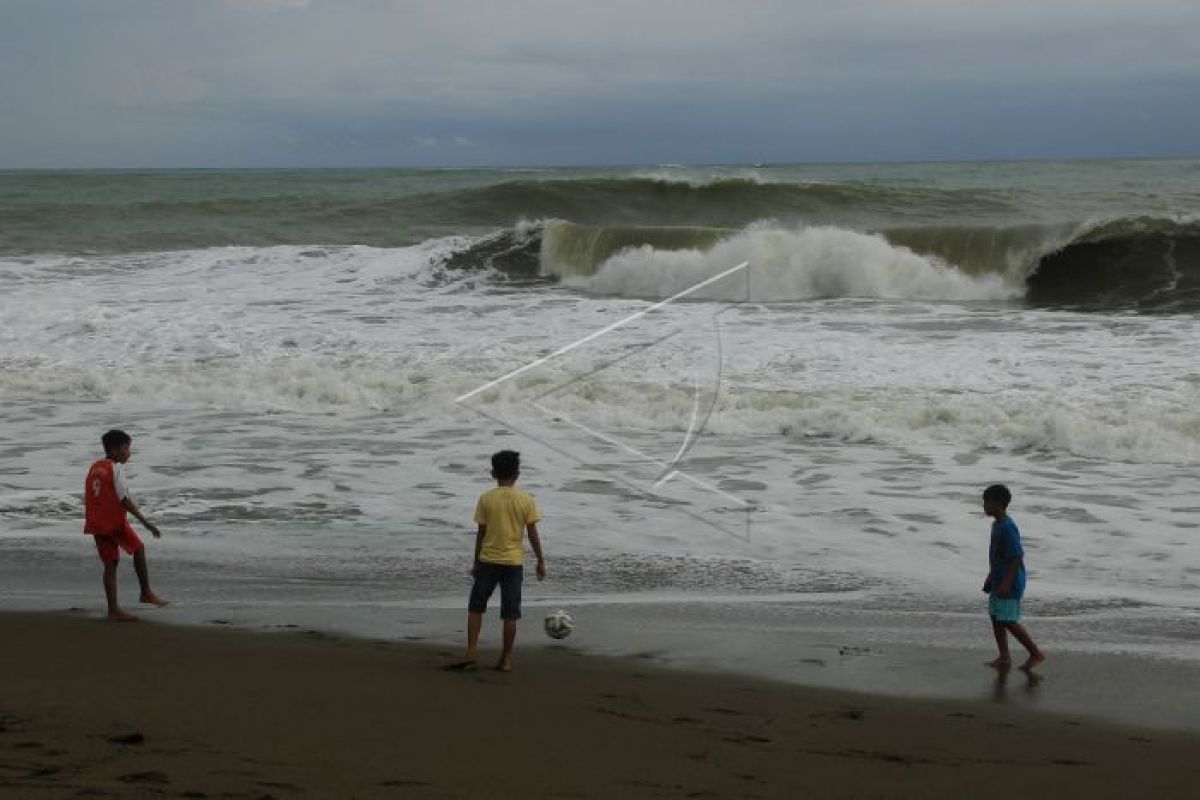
[
  {"xmin": 434, "ymin": 177, "xmax": 1020, "ymax": 228},
  {"xmin": 0, "ymin": 240, "xmax": 479, "ymax": 289},
  {"xmin": 2, "ymin": 355, "xmax": 1196, "ymax": 464},
  {"xmin": 1027, "ymin": 216, "xmax": 1200, "ymax": 311},
  {"xmin": 0, "ymin": 358, "xmax": 475, "ymax": 412},
  {"xmin": 438, "ymin": 215, "xmax": 1200, "ymax": 311},
  {"xmin": 0, "ymin": 175, "xmax": 1022, "ymax": 255},
  {"xmin": 720, "ymin": 387, "xmax": 1200, "ymax": 464},
  {"xmin": 557, "ymin": 224, "xmax": 1016, "ymax": 302},
  {"xmin": 8, "ymin": 169, "xmax": 1196, "ymax": 312}
]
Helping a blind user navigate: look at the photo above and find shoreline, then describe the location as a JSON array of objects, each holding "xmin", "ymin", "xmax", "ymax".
[
  {"xmin": 2, "ymin": 610, "xmax": 1198, "ymax": 798},
  {"xmin": 3, "ymin": 571, "xmax": 1199, "ymax": 734}
]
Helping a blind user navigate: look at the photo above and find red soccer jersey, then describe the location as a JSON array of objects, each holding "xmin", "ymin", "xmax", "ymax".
[{"xmin": 84, "ymin": 459, "xmax": 127, "ymax": 535}]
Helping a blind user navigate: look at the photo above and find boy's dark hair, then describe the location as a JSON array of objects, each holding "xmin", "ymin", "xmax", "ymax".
[
  {"xmin": 983, "ymin": 484, "xmax": 1012, "ymax": 507},
  {"xmin": 491, "ymin": 450, "xmax": 520, "ymax": 480},
  {"xmin": 101, "ymin": 429, "xmax": 131, "ymax": 456}
]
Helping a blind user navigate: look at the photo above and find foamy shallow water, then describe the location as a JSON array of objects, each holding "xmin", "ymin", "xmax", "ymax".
[{"xmin": 1, "ymin": 241, "xmax": 1198, "ymax": 677}]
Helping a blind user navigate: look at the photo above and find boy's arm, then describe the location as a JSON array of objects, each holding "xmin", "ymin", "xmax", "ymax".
[
  {"xmin": 527, "ymin": 522, "xmax": 546, "ymax": 581},
  {"xmin": 996, "ymin": 557, "xmax": 1022, "ymax": 598},
  {"xmin": 470, "ymin": 524, "xmax": 485, "ymax": 576},
  {"xmin": 121, "ymin": 496, "xmax": 161, "ymax": 538}
]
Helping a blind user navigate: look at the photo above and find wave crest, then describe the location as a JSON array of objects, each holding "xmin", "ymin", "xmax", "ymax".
[
  {"xmin": 439, "ymin": 214, "xmax": 1200, "ymax": 311},
  {"xmin": 557, "ymin": 224, "xmax": 1016, "ymax": 302}
]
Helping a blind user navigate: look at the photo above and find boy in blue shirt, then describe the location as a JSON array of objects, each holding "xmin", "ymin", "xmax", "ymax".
[{"xmin": 982, "ymin": 484, "xmax": 1044, "ymax": 671}]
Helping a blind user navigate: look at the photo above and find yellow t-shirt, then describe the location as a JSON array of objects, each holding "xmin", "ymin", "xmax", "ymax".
[{"xmin": 473, "ymin": 486, "xmax": 541, "ymax": 566}]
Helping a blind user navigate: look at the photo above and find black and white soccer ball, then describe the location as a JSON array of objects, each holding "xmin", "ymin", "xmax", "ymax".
[{"xmin": 543, "ymin": 609, "xmax": 573, "ymax": 640}]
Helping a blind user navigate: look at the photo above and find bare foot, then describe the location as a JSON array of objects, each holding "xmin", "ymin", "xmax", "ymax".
[
  {"xmin": 1019, "ymin": 653, "xmax": 1045, "ymax": 672},
  {"xmin": 140, "ymin": 593, "xmax": 168, "ymax": 607},
  {"xmin": 987, "ymin": 657, "xmax": 1012, "ymax": 669},
  {"xmin": 107, "ymin": 609, "xmax": 139, "ymax": 622},
  {"xmin": 442, "ymin": 660, "xmax": 477, "ymax": 672},
  {"xmin": 495, "ymin": 659, "xmax": 513, "ymax": 673}
]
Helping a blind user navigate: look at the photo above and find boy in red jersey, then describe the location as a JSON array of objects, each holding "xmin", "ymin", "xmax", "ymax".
[{"xmin": 84, "ymin": 430, "xmax": 167, "ymax": 621}]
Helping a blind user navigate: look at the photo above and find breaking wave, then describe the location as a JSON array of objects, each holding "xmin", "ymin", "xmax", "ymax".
[
  {"xmin": 1026, "ymin": 217, "xmax": 1200, "ymax": 311},
  {"xmin": 555, "ymin": 224, "xmax": 1015, "ymax": 302},
  {"xmin": 439, "ymin": 216, "xmax": 1200, "ymax": 311},
  {"xmin": 2, "ymin": 239, "xmax": 1196, "ymax": 464}
]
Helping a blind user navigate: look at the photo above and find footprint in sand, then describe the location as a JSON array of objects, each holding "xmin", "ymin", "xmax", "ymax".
[
  {"xmin": 258, "ymin": 780, "xmax": 302, "ymax": 792},
  {"xmin": 809, "ymin": 707, "xmax": 865, "ymax": 721},
  {"xmin": 722, "ymin": 734, "xmax": 772, "ymax": 745},
  {"xmin": 119, "ymin": 770, "xmax": 170, "ymax": 784},
  {"xmin": 703, "ymin": 707, "xmax": 744, "ymax": 716},
  {"xmin": 735, "ymin": 772, "xmax": 765, "ymax": 783}
]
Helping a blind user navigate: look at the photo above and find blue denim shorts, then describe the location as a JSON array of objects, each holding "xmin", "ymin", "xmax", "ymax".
[{"xmin": 468, "ymin": 562, "xmax": 523, "ymax": 620}]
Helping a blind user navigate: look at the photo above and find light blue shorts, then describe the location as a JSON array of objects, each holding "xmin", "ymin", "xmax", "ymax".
[{"xmin": 988, "ymin": 594, "xmax": 1022, "ymax": 624}]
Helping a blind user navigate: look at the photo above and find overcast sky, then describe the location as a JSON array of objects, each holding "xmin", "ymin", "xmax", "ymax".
[{"xmin": 2, "ymin": 0, "xmax": 1198, "ymax": 167}]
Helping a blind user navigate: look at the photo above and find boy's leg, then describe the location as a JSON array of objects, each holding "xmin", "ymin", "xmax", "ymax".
[
  {"xmin": 461, "ymin": 565, "xmax": 501, "ymax": 664},
  {"xmin": 132, "ymin": 547, "xmax": 167, "ymax": 606},
  {"xmin": 1006, "ymin": 623, "xmax": 1045, "ymax": 670},
  {"xmin": 498, "ymin": 619, "xmax": 517, "ymax": 672},
  {"xmin": 465, "ymin": 612, "xmax": 483, "ymax": 662},
  {"xmin": 989, "ymin": 619, "xmax": 1011, "ymax": 667},
  {"xmin": 102, "ymin": 561, "xmax": 137, "ymax": 621},
  {"xmin": 496, "ymin": 566, "xmax": 522, "ymax": 672},
  {"xmin": 95, "ymin": 535, "xmax": 137, "ymax": 621}
]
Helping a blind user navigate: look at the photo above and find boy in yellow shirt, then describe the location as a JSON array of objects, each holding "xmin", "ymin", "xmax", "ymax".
[{"xmin": 454, "ymin": 450, "xmax": 546, "ymax": 672}]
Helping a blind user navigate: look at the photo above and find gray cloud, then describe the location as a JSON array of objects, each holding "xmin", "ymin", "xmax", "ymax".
[{"xmin": 1, "ymin": 0, "xmax": 1198, "ymax": 166}]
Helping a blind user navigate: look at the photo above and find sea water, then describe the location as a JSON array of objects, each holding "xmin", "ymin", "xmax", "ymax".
[{"xmin": 1, "ymin": 162, "xmax": 1198, "ymax": 710}]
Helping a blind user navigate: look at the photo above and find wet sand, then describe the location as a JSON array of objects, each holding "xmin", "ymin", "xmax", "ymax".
[{"xmin": 1, "ymin": 611, "xmax": 1196, "ymax": 799}]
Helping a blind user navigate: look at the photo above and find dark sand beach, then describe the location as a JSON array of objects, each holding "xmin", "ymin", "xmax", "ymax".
[{"xmin": 1, "ymin": 612, "xmax": 1196, "ymax": 799}]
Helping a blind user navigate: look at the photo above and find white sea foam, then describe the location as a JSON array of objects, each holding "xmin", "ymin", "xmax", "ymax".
[
  {"xmin": 558, "ymin": 225, "xmax": 1018, "ymax": 302},
  {"xmin": 628, "ymin": 168, "xmax": 774, "ymax": 186},
  {"xmin": 2, "ymin": 356, "xmax": 1195, "ymax": 465},
  {"xmin": 2, "ymin": 235, "xmax": 1199, "ymax": 652},
  {"xmin": 2, "ymin": 241, "xmax": 1198, "ymax": 464}
]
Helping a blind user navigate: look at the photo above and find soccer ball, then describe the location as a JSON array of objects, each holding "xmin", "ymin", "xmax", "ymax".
[{"xmin": 543, "ymin": 609, "xmax": 573, "ymax": 640}]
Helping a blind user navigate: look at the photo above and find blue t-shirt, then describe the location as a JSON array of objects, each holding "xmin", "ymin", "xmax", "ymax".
[{"xmin": 988, "ymin": 516, "xmax": 1026, "ymax": 599}]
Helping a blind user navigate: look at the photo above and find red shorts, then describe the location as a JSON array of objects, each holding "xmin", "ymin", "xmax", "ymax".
[{"xmin": 92, "ymin": 523, "xmax": 143, "ymax": 563}]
